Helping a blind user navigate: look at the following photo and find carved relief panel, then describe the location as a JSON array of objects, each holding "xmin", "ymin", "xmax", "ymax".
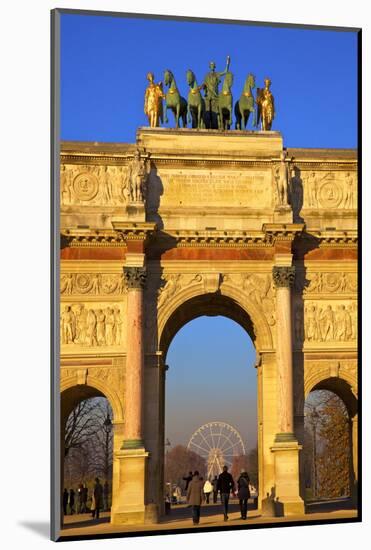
[
  {"xmin": 222, "ymin": 272, "xmax": 276, "ymax": 327},
  {"xmin": 60, "ymin": 302, "xmax": 126, "ymax": 352},
  {"xmin": 293, "ymin": 299, "xmax": 357, "ymax": 347},
  {"xmin": 298, "ymin": 171, "xmax": 357, "ymax": 210},
  {"xmin": 60, "ymin": 164, "xmax": 130, "ymax": 207}
]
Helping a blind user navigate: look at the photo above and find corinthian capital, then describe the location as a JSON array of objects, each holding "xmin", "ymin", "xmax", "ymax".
[
  {"xmin": 124, "ymin": 267, "xmax": 147, "ymax": 289},
  {"xmin": 272, "ymin": 266, "xmax": 296, "ymax": 288}
]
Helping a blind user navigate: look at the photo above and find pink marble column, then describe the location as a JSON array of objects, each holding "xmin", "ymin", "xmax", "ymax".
[
  {"xmin": 273, "ymin": 266, "xmax": 296, "ymax": 441},
  {"xmin": 123, "ymin": 266, "xmax": 146, "ymax": 448}
]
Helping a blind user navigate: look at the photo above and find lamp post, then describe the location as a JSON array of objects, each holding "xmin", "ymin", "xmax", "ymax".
[
  {"xmin": 103, "ymin": 413, "xmax": 112, "ymax": 511},
  {"xmin": 165, "ymin": 438, "xmax": 171, "ymax": 508}
]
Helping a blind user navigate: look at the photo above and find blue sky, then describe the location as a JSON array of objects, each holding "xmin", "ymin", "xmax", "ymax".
[
  {"xmin": 61, "ymin": 13, "xmax": 358, "ymax": 148},
  {"xmin": 166, "ymin": 317, "xmax": 256, "ymax": 450},
  {"xmin": 60, "ymin": 13, "xmax": 358, "ymax": 452}
]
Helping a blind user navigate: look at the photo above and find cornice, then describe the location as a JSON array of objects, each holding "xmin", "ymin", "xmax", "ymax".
[
  {"xmin": 60, "ymin": 152, "xmax": 357, "ymax": 171},
  {"xmin": 263, "ymin": 223, "xmax": 305, "ymax": 242},
  {"xmin": 304, "ymin": 230, "xmax": 358, "ymax": 248},
  {"xmin": 61, "ymin": 227, "xmax": 357, "ymax": 250},
  {"xmin": 111, "ymin": 221, "xmax": 157, "ymax": 240},
  {"xmin": 154, "ymin": 229, "xmax": 272, "ymax": 248},
  {"xmin": 61, "ymin": 229, "xmax": 126, "ymax": 247}
]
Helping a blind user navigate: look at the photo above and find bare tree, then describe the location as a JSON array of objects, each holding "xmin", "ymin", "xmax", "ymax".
[
  {"xmin": 165, "ymin": 445, "xmax": 206, "ymax": 489},
  {"xmin": 63, "ymin": 398, "xmax": 113, "ymax": 489},
  {"xmin": 64, "ymin": 399, "xmax": 104, "ymax": 457}
]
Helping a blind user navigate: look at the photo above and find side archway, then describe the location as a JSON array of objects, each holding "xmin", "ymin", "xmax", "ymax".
[{"xmin": 61, "ymin": 375, "xmax": 124, "ymax": 424}]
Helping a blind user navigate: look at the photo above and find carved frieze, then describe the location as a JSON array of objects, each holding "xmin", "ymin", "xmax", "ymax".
[
  {"xmin": 60, "ymin": 303, "xmax": 125, "ymax": 349},
  {"xmin": 294, "ymin": 271, "xmax": 357, "ymax": 295},
  {"xmin": 300, "ymin": 171, "xmax": 357, "ymax": 209},
  {"xmin": 61, "ymin": 273, "xmax": 126, "ymax": 295},
  {"xmin": 61, "ymin": 164, "xmax": 130, "ymax": 207}
]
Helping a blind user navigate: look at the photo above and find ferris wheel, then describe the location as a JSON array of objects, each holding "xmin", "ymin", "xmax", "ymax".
[{"xmin": 187, "ymin": 422, "xmax": 246, "ymax": 479}]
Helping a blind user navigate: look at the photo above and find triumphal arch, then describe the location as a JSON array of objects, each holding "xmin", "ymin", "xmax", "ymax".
[{"xmin": 60, "ymin": 128, "xmax": 357, "ymax": 523}]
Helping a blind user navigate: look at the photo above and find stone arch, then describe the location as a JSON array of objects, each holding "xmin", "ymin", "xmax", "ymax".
[
  {"xmin": 61, "ymin": 375, "xmax": 124, "ymax": 423},
  {"xmin": 158, "ymin": 281, "xmax": 273, "ymax": 359}
]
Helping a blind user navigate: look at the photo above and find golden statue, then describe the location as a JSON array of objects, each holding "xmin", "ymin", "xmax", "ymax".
[
  {"xmin": 256, "ymin": 78, "xmax": 275, "ymax": 131},
  {"xmin": 144, "ymin": 72, "xmax": 164, "ymax": 128}
]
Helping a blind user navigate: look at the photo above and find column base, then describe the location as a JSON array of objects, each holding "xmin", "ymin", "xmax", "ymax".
[
  {"xmin": 274, "ymin": 497, "xmax": 305, "ymax": 517},
  {"xmin": 271, "ymin": 439, "xmax": 305, "ymax": 517},
  {"xmin": 111, "ymin": 448, "xmax": 149, "ymax": 526}
]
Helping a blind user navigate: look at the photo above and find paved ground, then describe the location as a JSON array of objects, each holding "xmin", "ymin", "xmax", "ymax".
[{"xmin": 60, "ymin": 498, "xmax": 358, "ymax": 538}]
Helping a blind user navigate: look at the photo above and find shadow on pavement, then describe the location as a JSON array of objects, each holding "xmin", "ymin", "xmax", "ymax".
[
  {"xmin": 161, "ymin": 500, "xmax": 256, "ymax": 523},
  {"xmin": 306, "ymin": 497, "xmax": 356, "ymax": 514},
  {"xmin": 62, "ymin": 516, "xmax": 110, "ymax": 530}
]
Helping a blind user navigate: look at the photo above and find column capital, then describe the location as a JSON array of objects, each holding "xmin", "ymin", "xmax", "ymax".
[
  {"xmin": 124, "ymin": 266, "xmax": 147, "ymax": 289},
  {"xmin": 272, "ymin": 265, "xmax": 296, "ymax": 288}
]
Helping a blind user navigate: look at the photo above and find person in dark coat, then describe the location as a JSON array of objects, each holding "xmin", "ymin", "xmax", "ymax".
[
  {"xmin": 82, "ymin": 484, "xmax": 88, "ymax": 513},
  {"xmin": 103, "ymin": 481, "xmax": 109, "ymax": 511},
  {"xmin": 211, "ymin": 475, "xmax": 218, "ymax": 503},
  {"xmin": 217, "ymin": 465, "xmax": 235, "ymax": 521},
  {"xmin": 186, "ymin": 471, "xmax": 204, "ymax": 525},
  {"xmin": 69, "ymin": 488, "xmax": 75, "ymax": 515},
  {"xmin": 92, "ymin": 477, "xmax": 103, "ymax": 519},
  {"xmin": 183, "ymin": 471, "xmax": 193, "ymax": 492},
  {"xmin": 237, "ymin": 469, "xmax": 251, "ymax": 520},
  {"xmin": 62, "ymin": 488, "xmax": 69, "ymax": 516}
]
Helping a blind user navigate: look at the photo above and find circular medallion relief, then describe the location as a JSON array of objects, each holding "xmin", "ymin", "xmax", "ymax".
[
  {"xmin": 318, "ymin": 181, "xmax": 343, "ymax": 208},
  {"xmin": 73, "ymin": 172, "xmax": 99, "ymax": 201},
  {"xmin": 323, "ymin": 273, "xmax": 340, "ymax": 292},
  {"xmin": 101, "ymin": 274, "xmax": 119, "ymax": 294},
  {"xmin": 74, "ymin": 274, "xmax": 92, "ymax": 294}
]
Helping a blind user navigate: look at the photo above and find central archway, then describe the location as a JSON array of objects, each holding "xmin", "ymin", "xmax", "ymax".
[{"xmin": 157, "ymin": 289, "xmax": 267, "ymax": 517}]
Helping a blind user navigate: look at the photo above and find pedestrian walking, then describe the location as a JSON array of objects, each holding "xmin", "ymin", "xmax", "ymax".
[
  {"xmin": 203, "ymin": 479, "xmax": 213, "ymax": 504},
  {"xmin": 183, "ymin": 471, "xmax": 193, "ymax": 491},
  {"xmin": 174, "ymin": 485, "xmax": 182, "ymax": 504},
  {"xmin": 62, "ymin": 488, "xmax": 68, "ymax": 516},
  {"xmin": 92, "ymin": 477, "xmax": 103, "ymax": 519},
  {"xmin": 91, "ymin": 493, "xmax": 96, "ymax": 518},
  {"xmin": 186, "ymin": 470, "xmax": 204, "ymax": 525},
  {"xmin": 211, "ymin": 475, "xmax": 218, "ymax": 503},
  {"xmin": 217, "ymin": 465, "xmax": 235, "ymax": 521},
  {"xmin": 237, "ymin": 469, "xmax": 251, "ymax": 520},
  {"xmin": 69, "ymin": 488, "xmax": 75, "ymax": 515}
]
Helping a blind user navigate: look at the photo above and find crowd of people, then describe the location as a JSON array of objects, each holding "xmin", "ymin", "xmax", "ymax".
[
  {"xmin": 184, "ymin": 466, "xmax": 252, "ymax": 525},
  {"xmin": 63, "ymin": 478, "xmax": 110, "ymax": 519}
]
